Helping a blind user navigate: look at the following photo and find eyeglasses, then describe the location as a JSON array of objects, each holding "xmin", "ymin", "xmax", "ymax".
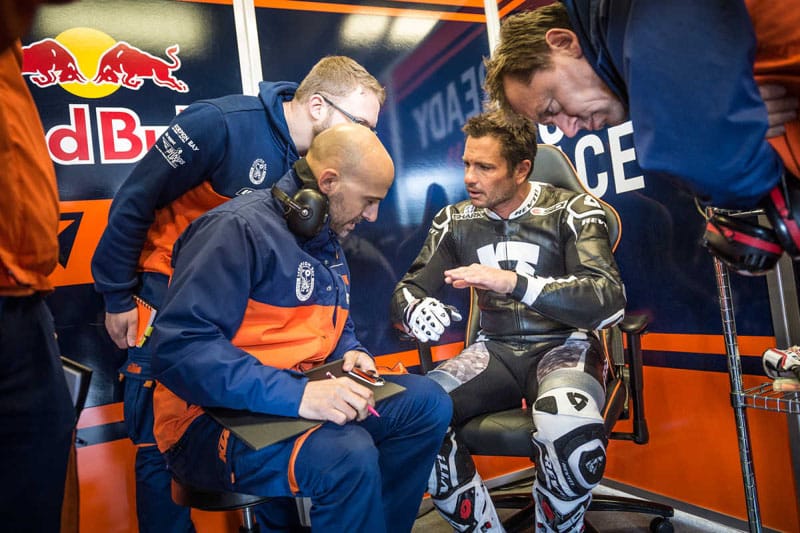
[{"xmin": 317, "ymin": 93, "xmax": 377, "ymax": 133}]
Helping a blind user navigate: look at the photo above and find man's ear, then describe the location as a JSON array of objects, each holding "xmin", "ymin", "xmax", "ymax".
[
  {"xmin": 308, "ymin": 93, "xmax": 328, "ymax": 121},
  {"xmin": 317, "ymin": 169, "xmax": 339, "ymax": 195},
  {"xmin": 515, "ymin": 159, "xmax": 532, "ymax": 185},
  {"xmin": 544, "ymin": 28, "xmax": 582, "ymax": 58}
]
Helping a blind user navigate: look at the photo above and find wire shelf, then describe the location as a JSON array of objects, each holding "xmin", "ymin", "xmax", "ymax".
[{"xmin": 737, "ymin": 382, "xmax": 800, "ymax": 414}]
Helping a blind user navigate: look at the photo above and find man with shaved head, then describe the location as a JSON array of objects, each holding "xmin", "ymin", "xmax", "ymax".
[
  {"xmin": 90, "ymin": 54, "xmax": 386, "ymax": 533},
  {"xmin": 150, "ymin": 123, "xmax": 452, "ymax": 532}
]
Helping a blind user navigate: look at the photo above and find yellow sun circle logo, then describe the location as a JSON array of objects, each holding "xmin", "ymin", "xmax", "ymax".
[{"xmin": 56, "ymin": 27, "xmax": 119, "ymax": 99}]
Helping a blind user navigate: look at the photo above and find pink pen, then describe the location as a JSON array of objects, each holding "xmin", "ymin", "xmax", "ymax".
[{"xmin": 327, "ymin": 371, "xmax": 381, "ymax": 417}]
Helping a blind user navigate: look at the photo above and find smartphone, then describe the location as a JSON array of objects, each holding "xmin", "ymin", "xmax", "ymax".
[{"xmin": 347, "ymin": 367, "xmax": 385, "ymax": 386}]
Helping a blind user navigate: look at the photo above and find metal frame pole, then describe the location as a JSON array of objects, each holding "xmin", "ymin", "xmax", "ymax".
[{"xmin": 712, "ymin": 253, "xmax": 763, "ymax": 531}]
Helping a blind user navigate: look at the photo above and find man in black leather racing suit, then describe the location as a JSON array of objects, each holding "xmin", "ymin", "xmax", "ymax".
[{"xmin": 391, "ymin": 111, "xmax": 626, "ymax": 533}]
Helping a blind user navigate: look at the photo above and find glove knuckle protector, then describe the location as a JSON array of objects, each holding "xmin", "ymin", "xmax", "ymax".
[{"xmin": 402, "ymin": 288, "xmax": 457, "ymax": 342}]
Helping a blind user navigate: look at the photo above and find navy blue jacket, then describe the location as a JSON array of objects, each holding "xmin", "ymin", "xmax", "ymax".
[
  {"xmin": 151, "ymin": 170, "xmax": 367, "ymax": 452},
  {"xmin": 92, "ymin": 81, "xmax": 299, "ymax": 315},
  {"xmin": 563, "ymin": 0, "xmax": 783, "ymax": 208}
]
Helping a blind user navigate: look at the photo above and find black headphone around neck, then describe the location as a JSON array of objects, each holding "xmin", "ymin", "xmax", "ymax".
[
  {"xmin": 702, "ymin": 213, "xmax": 783, "ymax": 276},
  {"xmin": 272, "ymin": 186, "xmax": 329, "ymax": 238},
  {"xmin": 701, "ymin": 172, "xmax": 800, "ymax": 274}
]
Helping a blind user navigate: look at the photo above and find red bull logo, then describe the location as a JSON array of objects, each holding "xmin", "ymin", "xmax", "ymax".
[
  {"xmin": 92, "ymin": 42, "xmax": 188, "ymax": 92},
  {"xmin": 21, "ymin": 38, "xmax": 88, "ymax": 87},
  {"xmin": 22, "ymin": 28, "xmax": 189, "ymax": 98}
]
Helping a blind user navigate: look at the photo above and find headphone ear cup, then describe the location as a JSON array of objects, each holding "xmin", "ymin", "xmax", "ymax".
[
  {"xmin": 762, "ymin": 176, "xmax": 800, "ymax": 260},
  {"xmin": 286, "ymin": 188, "xmax": 329, "ymax": 238},
  {"xmin": 702, "ymin": 214, "xmax": 783, "ymax": 275}
]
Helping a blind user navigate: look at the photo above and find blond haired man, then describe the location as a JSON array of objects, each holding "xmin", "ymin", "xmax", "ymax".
[{"xmin": 92, "ymin": 56, "xmax": 385, "ymax": 532}]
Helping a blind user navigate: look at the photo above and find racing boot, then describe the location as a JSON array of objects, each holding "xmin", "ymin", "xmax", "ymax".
[{"xmin": 428, "ymin": 430, "xmax": 504, "ymax": 532}]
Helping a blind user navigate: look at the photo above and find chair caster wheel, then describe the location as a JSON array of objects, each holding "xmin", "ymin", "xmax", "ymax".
[{"xmin": 650, "ymin": 516, "xmax": 674, "ymax": 533}]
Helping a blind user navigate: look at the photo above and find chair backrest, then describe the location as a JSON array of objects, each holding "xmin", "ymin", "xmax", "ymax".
[
  {"xmin": 418, "ymin": 145, "xmax": 650, "ymax": 449},
  {"xmin": 61, "ymin": 356, "xmax": 93, "ymax": 418},
  {"xmin": 462, "ymin": 144, "xmax": 622, "ymax": 347},
  {"xmin": 531, "ymin": 144, "xmax": 621, "ymax": 251},
  {"xmin": 418, "ymin": 144, "xmax": 625, "ymax": 371}
]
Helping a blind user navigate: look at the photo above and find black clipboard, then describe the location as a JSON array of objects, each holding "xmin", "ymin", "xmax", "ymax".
[{"xmin": 205, "ymin": 360, "xmax": 405, "ymax": 450}]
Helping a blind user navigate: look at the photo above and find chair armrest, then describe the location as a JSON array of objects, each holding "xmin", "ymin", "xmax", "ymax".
[
  {"xmin": 619, "ymin": 313, "xmax": 648, "ymax": 335},
  {"xmin": 417, "ymin": 341, "xmax": 435, "ymax": 375},
  {"xmin": 608, "ymin": 312, "xmax": 650, "ymax": 445},
  {"xmin": 622, "ymin": 314, "xmax": 649, "ymax": 444}
]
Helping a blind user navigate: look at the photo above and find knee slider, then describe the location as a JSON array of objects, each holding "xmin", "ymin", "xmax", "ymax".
[{"xmin": 532, "ymin": 386, "xmax": 607, "ymax": 499}]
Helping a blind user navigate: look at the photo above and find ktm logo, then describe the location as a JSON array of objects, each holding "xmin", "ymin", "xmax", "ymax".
[
  {"xmin": 476, "ymin": 241, "xmax": 540, "ymax": 277},
  {"xmin": 22, "ymin": 28, "xmax": 189, "ymax": 98},
  {"xmin": 50, "ymin": 199, "xmax": 112, "ymax": 287}
]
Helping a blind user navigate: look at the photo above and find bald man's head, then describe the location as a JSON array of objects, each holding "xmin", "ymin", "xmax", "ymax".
[
  {"xmin": 307, "ymin": 123, "xmax": 392, "ymax": 177},
  {"xmin": 306, "ymin": 123, "xmax": 395, "ymax": 237}
]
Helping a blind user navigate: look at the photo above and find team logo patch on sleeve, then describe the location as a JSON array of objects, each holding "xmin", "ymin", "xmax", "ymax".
[{"xmin": 296, "ymin": 261, "xmax": 315, "ymax": 302}]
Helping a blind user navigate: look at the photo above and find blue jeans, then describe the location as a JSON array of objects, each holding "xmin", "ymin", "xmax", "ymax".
[
  {"xmin": 165, "ymin": 373, "xmax": 452, "ymax": 533},
  {"xmin": 0, "ymin": 295, "xmax": 75, "ymax": 531}
]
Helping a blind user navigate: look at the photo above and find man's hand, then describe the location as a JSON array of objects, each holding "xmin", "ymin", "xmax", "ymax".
[
  {"xmin": 759, "ymin": 84, "xmax": 798, "ymax": 138},
  {"xmin": 298, "ymin": 367, "xmax": 375, "ymax": 425},
  {"xmin": 444, "ymin": 263, "xmax": 517, "ymax": 293},
  {"xmin": 341, "ymin": 350, "xmax": 377, "ymax": 374},
  {"xmin": 401, "ymin": 288, "xmax": 462, "ymax": 343},
  {"xmin": 104, "ymin": 309, "xmax": 138, "ymax": 349}
]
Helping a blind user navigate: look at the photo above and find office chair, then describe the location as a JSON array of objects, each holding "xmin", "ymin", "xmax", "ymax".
[
  {"xmin": 417, "ymin": 145, "xmax": 675, "ymax": 533},
  {"xmin": 171, "ymin": 479, "xmax": 274, "ymax": 533},
  {"xmin": 61, "ymin": 356, "xmax": 93, "ymax": 417},
  {"xmin": 61, "ymin": 356, "xmax": 93, "ymax": 530}
]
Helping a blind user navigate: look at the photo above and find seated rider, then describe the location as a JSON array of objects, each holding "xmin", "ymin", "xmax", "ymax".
[{"xmin": 391, "ymin": 111, "xmax": 626, "ymax": 532}]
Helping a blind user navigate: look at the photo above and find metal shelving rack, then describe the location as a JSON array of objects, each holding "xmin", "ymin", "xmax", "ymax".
[
  {"xmin": 739, "ymin": 383, "xmax": 800, "ymax": 414},
  {"xmin": 713, "ymin": 251, "xmax": 763, "ymax": 531},
  {"xmin": 709, "ymin": 207, "xmax": 800, "ymax": 532}
]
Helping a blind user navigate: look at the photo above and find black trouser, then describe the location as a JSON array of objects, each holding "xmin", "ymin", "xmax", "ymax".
[
  {"xmin": 434, "ymin": 336, "xmax": 606, "ymax": 426},
  {"xmin": 0, "ymin": 295, "xmax": 75, "ymax": 531}
]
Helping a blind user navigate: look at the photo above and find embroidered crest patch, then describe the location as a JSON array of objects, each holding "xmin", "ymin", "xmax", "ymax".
[
  {"xmin": 296, "ymin": 261, "xmax": 314, "ymax": 301},
  {"xmin": 249, "ymin": 158, "xmax": 267, "ymax": 185}
]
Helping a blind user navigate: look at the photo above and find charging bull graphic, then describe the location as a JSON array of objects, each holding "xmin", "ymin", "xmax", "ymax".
[
  {"xmin": 21, "ymin": 38, "xmax": 88, "ymax": 87},
  {"xmin": 92, "ymin": 42, "xmax": 188, "ymax": 92},
  {"xmin": 22, "ymin": 35, "xmax": 189, "ymax": 96}
]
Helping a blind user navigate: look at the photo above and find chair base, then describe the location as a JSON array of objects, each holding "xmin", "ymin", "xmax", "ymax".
[
  {"xmin": 171, "ymin": 479, "xmax": 273, "ymax": 533},
  {"xmin": 490, "ymin": 490, "xmax": 675, "ymax": 533}
]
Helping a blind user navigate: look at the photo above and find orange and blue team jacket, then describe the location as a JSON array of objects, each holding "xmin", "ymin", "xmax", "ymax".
[
  {"xmin": 91, "ymin": 81, "xmax": 300, "ymax": 320},
  {"xmin": 150, "ymin": 169, "xmax": 367, "ymax": 453},
  {"xmin": 747, "ymin": 0, "xmax": 800, "ymax": 178},
  {"xmin": 0, "ymin": 42, "xmax": 60, "ymax": 296}
]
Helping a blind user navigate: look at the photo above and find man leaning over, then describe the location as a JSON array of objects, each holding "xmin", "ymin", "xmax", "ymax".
[{"xmin": 484, "ymin": 1, "xmax": 800, "ymax": 270}]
